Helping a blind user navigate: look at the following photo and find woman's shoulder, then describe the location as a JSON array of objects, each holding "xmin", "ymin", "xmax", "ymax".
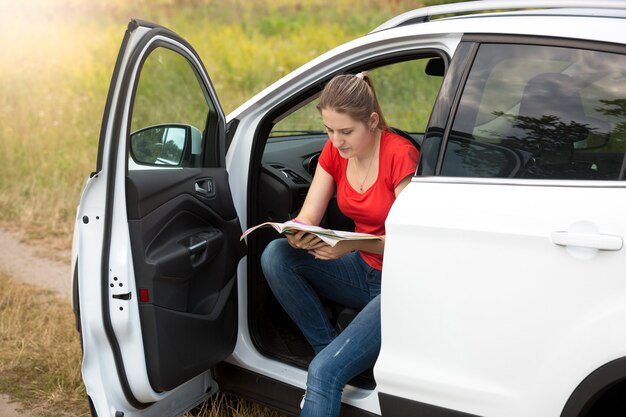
[{"xmin": 381, "ymin": 129, "xmax": 418, "ymax": 153}]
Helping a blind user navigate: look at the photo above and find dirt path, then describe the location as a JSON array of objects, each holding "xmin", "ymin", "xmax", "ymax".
[
  {"xmin": 0, "ymin": 229, "xmax": 70, "ymax": 298},
  {"xmin": 0, "ymin": 394, "xmax": 22, "ymax": 417},
  {"xmin": 0, "ymin": 229, "xmax": 71, "ymax": 416}
]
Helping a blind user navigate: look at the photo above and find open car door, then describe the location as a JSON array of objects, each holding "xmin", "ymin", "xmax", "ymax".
[{"xmin": 75, "ymin": 20, "xmax": 244, "ymax": 416}]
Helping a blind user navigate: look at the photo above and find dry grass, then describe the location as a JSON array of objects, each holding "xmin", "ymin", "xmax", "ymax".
[
  {"xmin": 0, "ymin": 271, "xmax": 88, "ymax": 416},
  {"xmin": 184, "ymin": 394, "xmax": 287, "ymax": 417},
  {"xmin": 0, "ymin": 271, "xmax": 286, "ymax": 416}
]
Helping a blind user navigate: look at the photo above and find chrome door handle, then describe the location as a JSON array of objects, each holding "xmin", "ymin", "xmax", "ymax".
[
  {"xmin": 550, "ymin": 231, "xmax": 623, "ymax": 251},
  {"xmin": 187, "ymin": 239, "xmax": 207, "ymax": 256},
  {"xmin": 195, "ymin": 178, "xmax": 214, "ymax": 197}
]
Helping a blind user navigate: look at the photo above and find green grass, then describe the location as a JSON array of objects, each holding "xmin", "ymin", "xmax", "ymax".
[{"xmin": 0, "ymin": 0, "xmax": 429, "ymax": 252}]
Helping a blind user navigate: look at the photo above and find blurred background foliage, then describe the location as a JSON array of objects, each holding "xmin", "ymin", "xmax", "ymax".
[{"xmin": 0, "ymin": 0, "xmax": 463, "ymax": 255}]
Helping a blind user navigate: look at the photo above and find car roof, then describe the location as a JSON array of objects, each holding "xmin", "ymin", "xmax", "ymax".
[{"xmin": 373, "ymin": 0, "xmax": 626, "ymax": 32}]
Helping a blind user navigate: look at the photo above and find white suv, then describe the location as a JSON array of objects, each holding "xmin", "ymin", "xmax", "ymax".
[{"xmin": 72, "ymin": 2, "xmax": 626, "ymax": 416}]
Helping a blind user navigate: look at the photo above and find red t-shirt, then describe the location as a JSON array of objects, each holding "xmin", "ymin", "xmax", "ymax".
[{"xmin": 319, "ymin": 130, "xmax": 419, "ymax": 270}]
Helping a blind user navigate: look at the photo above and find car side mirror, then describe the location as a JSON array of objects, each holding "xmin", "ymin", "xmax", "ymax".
[{"xmin": 130, "ymin": 124, "xmax": 202, "ymax": 167}]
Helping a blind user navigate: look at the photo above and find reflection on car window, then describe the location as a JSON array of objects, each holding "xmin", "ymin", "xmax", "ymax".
[
  {"xmin": 443, "ymin": 43, "xmax": 626, "ymax": 180},
  {"xmin": 129, "ymin": 47, "xmax": 210, "ymax": 168}
]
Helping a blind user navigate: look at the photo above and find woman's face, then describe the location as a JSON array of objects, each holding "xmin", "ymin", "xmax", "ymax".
[{"xmin": 321, "ymin": 108, "xmax": 377, "ymax": 159}]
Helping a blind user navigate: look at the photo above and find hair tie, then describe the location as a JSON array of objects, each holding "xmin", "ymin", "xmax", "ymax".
[{"xmin": 355, "ymin": 72, "xmax": 365, "ymax": 80}]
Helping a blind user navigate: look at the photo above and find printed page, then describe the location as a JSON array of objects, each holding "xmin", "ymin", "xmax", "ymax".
[{"xmin": 240, "ymin": 220, "xmax": 381, "ymax": 247}]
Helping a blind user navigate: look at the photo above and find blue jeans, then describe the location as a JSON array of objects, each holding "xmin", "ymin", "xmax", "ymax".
[{"xmin": 261, "ymin": 239, "xmax": 382, "ymax": 417}]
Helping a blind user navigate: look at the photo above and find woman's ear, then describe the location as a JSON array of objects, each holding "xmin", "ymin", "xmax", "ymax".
[{"xmin": 369, "ymin": 112, "xmax": 380, "ymax": 130}]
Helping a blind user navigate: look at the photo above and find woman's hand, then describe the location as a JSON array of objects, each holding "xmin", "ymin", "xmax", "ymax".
[
  {"xmin": 308, "ymin": 241, "xmax": 354, "ymax": 260},
  {"xmin": 287, "ymin": 231, "xmax": 354, "ymax": 260},
  {"xmin": 286, "ymin": 231, "xmax": 326, "ymax": 251}
]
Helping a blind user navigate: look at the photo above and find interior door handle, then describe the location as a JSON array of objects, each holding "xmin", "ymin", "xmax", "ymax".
[
  {"xmin": 183, "ymin": 231, "xmax": 221, "ymax": 268},
  {"xmin": 550, "ymin": 231, "xmax": 623, "ymax": 251},
  {"xmin": 195, "ymin": 178, "xmax": 215, "ymax": 197},
  {"xmin": 187, "ymin": 239, "xmax": 208, "ymax": 256}
]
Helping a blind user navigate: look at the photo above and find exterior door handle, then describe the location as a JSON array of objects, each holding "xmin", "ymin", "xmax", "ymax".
[{"xmin": 550, "ymin": 231, "xmax": 623, "ymax": 251}]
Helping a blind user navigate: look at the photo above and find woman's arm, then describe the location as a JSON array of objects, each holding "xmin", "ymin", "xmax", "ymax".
[
  {"xmin": 294, "ymin": 163, "xmax": 336, "ymax": 226},
  {"xmin": 286, "ymin": 163, "xmax": 336, "ymax": 250},
  {"xmin": 309, "ymin": 174, "xmax": 414, "ymax": 259},
  {"xmin": 394, "ymin": 174, "xmax": 412, "ymax": 197}
]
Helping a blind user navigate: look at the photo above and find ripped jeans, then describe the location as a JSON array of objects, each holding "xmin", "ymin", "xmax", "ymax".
[{"xmin": 261, "ymin": 239, "xmax": 382, "ymax": 417}]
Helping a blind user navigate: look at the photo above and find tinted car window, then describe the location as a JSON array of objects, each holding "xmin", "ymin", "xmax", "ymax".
[{"xmin": 441, "ymin": 43, "xmax": 626, "ymax": 180}]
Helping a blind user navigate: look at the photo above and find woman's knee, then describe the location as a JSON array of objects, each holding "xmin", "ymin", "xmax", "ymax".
[
  {"xmin": 261, "ymin": 239, "xmax": 291, "ymax": 282},
  {"xmin": 307, "ymin": 351, "xmax": 338, "ymax": 388}
]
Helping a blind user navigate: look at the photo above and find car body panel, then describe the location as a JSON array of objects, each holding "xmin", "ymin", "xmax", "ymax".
[{"xmin": 381, "ymin": 178, "xmax": 626, "ymax": 417}]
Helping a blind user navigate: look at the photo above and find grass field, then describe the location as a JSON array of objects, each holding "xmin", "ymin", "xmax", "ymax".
[
  {"xmin": 0, "ymin": 272, "xmax": 86, "ymax": 416},
  {"xmin": 0, "ymin": 0, "xmax": 456, "ymax": 415},
  {"xmin": 0, "ymin": 0, "xmax": 435, "ymax": 253}
]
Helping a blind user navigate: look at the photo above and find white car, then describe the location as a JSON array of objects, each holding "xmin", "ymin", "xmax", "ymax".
[{"xmin": 71, "ymin": 2, "xmax": 626, "ymax": 416}]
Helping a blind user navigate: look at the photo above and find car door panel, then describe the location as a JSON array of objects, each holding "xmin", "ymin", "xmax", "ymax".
[
  {"xmin": 126, "ymin": 168, "xmax": 243, "ymax": 392},
  {"xmin": 126, "ymin": 169, "xmax": 240, "ymax": 220},
  {"xmin": 381, "ymin": 179, "xmax": 626, "ymax": 416},
  {"xmin": 77, "ymin": 19, "xmax": 243, "ymax": 414}
]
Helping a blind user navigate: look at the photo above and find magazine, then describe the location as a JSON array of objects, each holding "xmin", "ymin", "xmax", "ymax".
[{"xmin": 240, "ymin": 220, "xmax": 381, "ymax": 247}]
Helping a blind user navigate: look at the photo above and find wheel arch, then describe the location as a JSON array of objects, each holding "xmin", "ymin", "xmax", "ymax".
[{"xmin": 561, "ymin": 356, "xmax": 626, "ymax": 417}]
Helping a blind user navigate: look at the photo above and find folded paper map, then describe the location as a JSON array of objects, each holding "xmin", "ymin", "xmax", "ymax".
[{"xmin": 240, "ymin": 220, "xmax": 381, "ymax": 247}]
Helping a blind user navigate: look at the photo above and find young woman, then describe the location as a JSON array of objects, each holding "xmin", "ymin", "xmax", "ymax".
[{"xmin": 261, "ymin": 72, "xmax": 419, "ymax": 417}]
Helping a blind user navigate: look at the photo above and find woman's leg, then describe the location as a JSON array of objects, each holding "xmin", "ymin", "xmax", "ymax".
[
  {"xmin": 301, "ymin": 295, "xmax": 382, "ymax": 417},
  {"xmin": 261, "ymin": 238, "xmax": 377, "ymax": 354}
]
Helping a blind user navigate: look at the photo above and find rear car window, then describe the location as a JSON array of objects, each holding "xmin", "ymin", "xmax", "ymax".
[{"xmin": 442, "ymin": 43, "xmax": 626, "ymax": 180}]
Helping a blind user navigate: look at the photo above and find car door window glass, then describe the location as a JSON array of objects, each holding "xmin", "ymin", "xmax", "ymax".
[
  {"xmin": 129, "ymin": 46, "xmax": 210, "ymax": 168},
  {"xmin": 443, "ymin": 43, "xmax": 626, "ymax": 180}
]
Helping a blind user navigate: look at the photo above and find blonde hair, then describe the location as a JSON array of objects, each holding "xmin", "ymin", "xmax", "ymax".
[{"xmin": 317, "ymin": 72, "xmax": 388, "ymax": 130}]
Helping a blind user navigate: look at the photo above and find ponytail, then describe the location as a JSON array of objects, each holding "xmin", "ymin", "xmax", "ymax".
[{"xmin": 317, "ymin": 72, "xmax": 388, "ymax": 130}]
